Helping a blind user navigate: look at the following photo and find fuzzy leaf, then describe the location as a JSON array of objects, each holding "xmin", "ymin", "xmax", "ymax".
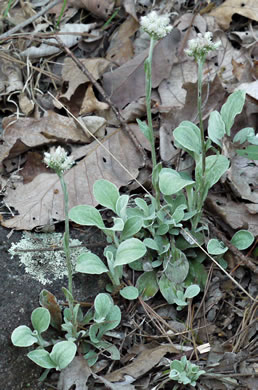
[
  {"xmin": 114, "ymin": 238, "xmax": 146, "ymax": 266},
  {"xmin": 76, "ymin": 252, "xmax": 108, "ymax": 274},
  {"xmin": 120, "ymin": 286, "xmax": 139, "ymax": 300},
  {"xmin": 28, "ymin": 349, "xmax": 56, "ymax": 369},
  {"xmin": 159, "ymin": 168, "xmax": 195, "ymax": 195},
  {"xmin": 207, "ymin": 239, "xmax": 228, "ymax": 255},
  {"xmin": 31, "ymin": 307, "xmax": 50, "ymax": 334},
  {"xmin": 11, "ymin": 326, "xmax": 38, "ymax": 347},
  {"xmin": 69, "ymin": 205, "xmax": 104, "ymax": 228},
  {"xmin": 93, "ymin": 180, "xmax": 119, "ymax": 213},
  {"xmin": 231, "ymin": 230, "xmax": 254, "ymax": 250},
  {"xmin": 221, "ymin": 90, "xmax": 246, "ymax": 135},
  {"xmin": 50, "ymin": 341, "xmax": 77, "ymax": 370}
]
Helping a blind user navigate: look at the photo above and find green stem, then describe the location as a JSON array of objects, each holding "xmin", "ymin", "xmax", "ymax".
[
  {"xmin": 59, "ymin": 174, "xmax": 73, "ymax": 302},
  {"xmin": 197, "ymin": 58, "xmax": 206, "ymax": 176}
]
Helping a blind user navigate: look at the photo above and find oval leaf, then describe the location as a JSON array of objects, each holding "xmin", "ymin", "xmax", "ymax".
[
  {"xmin": 50, "ymin": 341, "xmax": 77, "ymax": 370},
  {"xmin": 173, "ymin": 122, "xmax": 201, "ymax": 154},
  {"xmin": 121, "ymin": 216, "xmax": 143, "ymax": 241},
  {"xmin": 208, "ymin": 110, "xmax": 225, "ymax": 147},
  {"xmin": 76, "ymin": 252, "xmax": 108, "ymax": 274},
  {"xmin": 159, "ymin": 168, "xmax": 195, "ymax": 195},
  {"xmin": 11, "ymin": 325, "xmax": 37, "ymax": 347},
  {"xmin": 231, "ymin": 230, "xmax": 254, "ymax": 250},
  {"xmin": 93, "ymin": 180, "xmax": 119, "ymax": 212},
  {"xmin": 221, "ymin": 90, "xmax": 246, "ymax": 135},
  {"xmin": 69, "ymin": 205, "xmax": 104, "ymax": 228},
  {"xmin": 94, "ymin": 293, "xmax": 112, "ymax": 321},
  {"xmin": 207, "ymin": 239, "xmax": 228, "ymax": 255},
  {"xmin": 28, "ymin": 349, "xmax": 56, "ymax": 369},
  {"xmin": 184, "ymin": 284, "xmax": 200, "ymax": 299},
  {"xmin": 114, "ymin": 238, "xmax": 146, "ymax": 266},
  {"xmin": 136, "ymin": 271, "xmax": 159, "ymax": 301},
  {"xmin": 31, "ymin": 307, "xmax": 50, "ymax": 334},
  {"xmin": 120, "ymin": 286, "xmax": 139, "ymax": 300}
]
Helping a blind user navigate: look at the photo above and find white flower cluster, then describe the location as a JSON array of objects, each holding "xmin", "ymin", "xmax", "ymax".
[
  {"xmin": 185, "ymin": 32, "xmax": 221, "ymax": 59},
  {"xmin": 140, "ymin": 10, "xmax": 172, "ymax": 40},
  {"xmin": 44, "ymin": 146, "xmax": 74, "ymax": 174}
]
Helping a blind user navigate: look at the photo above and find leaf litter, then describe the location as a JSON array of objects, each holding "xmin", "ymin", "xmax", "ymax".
[{"xmin": 0, "ymin": 0, "xmax": 258, "ymax": 389}]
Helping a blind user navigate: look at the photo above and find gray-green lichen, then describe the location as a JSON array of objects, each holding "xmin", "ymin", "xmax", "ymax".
[{"xmin": 9, "ymin": 232, "xmax": 84, "ymax": 285}]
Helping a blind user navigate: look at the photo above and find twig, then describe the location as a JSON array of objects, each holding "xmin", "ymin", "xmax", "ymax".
[
  {"xmin": 53, "ymin": 35, "xmax": 147, "ymax": 163},
  {"xmin": 0, "ymin": 0, "xmax": 62, "ymax": 40}
]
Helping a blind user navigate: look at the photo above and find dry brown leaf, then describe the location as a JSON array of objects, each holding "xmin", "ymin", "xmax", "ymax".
[
  {"xmin": 102, "ymin": 29, "xmax": 181, "ymax": 109},
  {"xmin": 0, "ymin": 58, "xmax": 23, "ymax": 95},
  {"xmin": 20, "ymin": 151, "xmax": 49, "ymax": 184},
  {"xmin": 103, "ymin": 344, "xmax": 179, "ymax": 383},
  {"xmin": 123, "ymin": 0, "xmax": 138, "ymax": 21},
  {"xmin": 79, "ymin": 84, "xmax": 109, "ymax": 115},
  {"xmin": 227, "ymin": 154, "xmax": 258, "ymax": 204},
  {"xmin": 206, "ymin": 195, "xmax": 258, "ymax": 236},
  {"xmin": 69, "ymin": 0, "xmax": 115, "ymax": 19},
  {"xmin": 58, "ymin": 356, "xmax": 91, "ymax": 390},
  {"xmin": 0, "ymin": 111, "xmax": 89, "ymax": 163},
  {"xmin": 210, "ymin": 0, "xmax": 258, "ymax": 30},
  {"xmin": 2, "ymin": 127, "xmax": 144, "ymax": 230},
  {"xmin": 18, "ymin": 93, "xmax": 34, "ymax": 115},
  {"xmin": 61, "ymin": 58, "xmax": 110, "ymax": 101},
  {"xmin": 106, "ymin": 16, "xmax": 139, "ymax": 65}
]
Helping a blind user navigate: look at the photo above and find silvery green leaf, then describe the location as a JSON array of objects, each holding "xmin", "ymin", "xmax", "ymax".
[
  {"xmin": 158, "ymin": 274, "xmax": 177, "ymax": 304},
  {"xmin": 120, "ymin": 216, "xmax": 143, "ymax": 241},
  {"xmin": 231, "ymin": 230, "xmax": 254, "ymax": 250},
  {"xmin": 28, "ymin": 349, "xmax": 56, "ymax": 369},
  {"xmin": 94, "ymin": 294, "xmax": 112, "ymax": 322},
  {"xmin": 11, "ymin": 326, "xmax": 38, "ymax": 347},
  {"xmin": 114, "ymin": 238, "xmax": 146, "ymax": 266},
  {"xmin": 93, "ymin": 179, "xmax": 119, "ymax": 213},
  {"xmin": 69, "ymin": 205, "xmax": 104, "ymax": 228},
  {"xmin": 136, "ymin": 271, "xmax": 159, "ymax": 300},
  {"xmin": 120, "ymin": 286, "xmax": 139, "ymax": 300},
  {"xmin": 134, "ymin": 198, "xmax": 149, "ymax": 215},
  {"xmin": 221, "ymin": 90, "xmax": 246, "ymax": 135},
  {"xmin": 237, "ymin": 145, "xmax": 258, "ymax": 160},
  {"xmin": 208, "ymin": 110, "xmax": 225, "ymax": 147},
  {"xmin": 159, "ymin": 168, "xmax": 195, "ymax": 195},
  {"xmin": 50, "ymin": 341, "xmax": 77, "ymax": 370},
  {"xmin": 31, "ymin": 307, "xmax": 50, "ymax": 334},
  {"xmin": 116, "ymin": 194, "xmax": 129, "ymax": 220},
  {"xmin": 143, "ymin": 237, "xmax": 159, "ymax": 251},
  {"xmin": 207, "ymin": 239, "xmax": 228, "ymax": 255},
  {"xmin": 196, "ymin": 155, "xmax": 229, "ymax": 201},
  {"xmin": 164, "ymin": 249, "xmax": 189, "ymax": 283},
  {"xmin": 136, "ymin": 118, "xmax": 151, "ymax": 142},
  {"xmin": 233, "ymin": 127, "xmax": 254, "ymax": 144},
  {"xmin": 184, "ymin": 284, "xmax": 200, "ymax": 299},
  {"xmin": 76, "ymin": 252, "xmax": 108, "ymax": 274},
  {"xmin": 173, "ymin": 121, "xmax": 202, "ymax": 154}
]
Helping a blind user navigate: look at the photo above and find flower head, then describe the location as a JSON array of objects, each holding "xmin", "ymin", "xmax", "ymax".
[
  {"xmin": 44, "ymin": 146, "xmax": 74, "ymax": 174},
  {"xmin": 140, "ymin": 10, "xmax": 172, "ymax": 40},
  {"xmin": 185, "ymin": 32, "xmax": 221, "ymax": 60}
]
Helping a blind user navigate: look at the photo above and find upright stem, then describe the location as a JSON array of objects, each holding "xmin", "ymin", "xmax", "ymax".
[
  {"xmin": 59, "ymin": 174, "xmax": 73, "ymax": 302},
  {"xmin": 197, "ymin": 58, "xmax": 206, "ymax": 176},
  {"xmin": 146, "ymin": 36, "xmax": 157, "ymax": 169}
]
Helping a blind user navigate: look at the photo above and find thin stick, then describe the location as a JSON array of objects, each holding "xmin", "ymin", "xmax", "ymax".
[{"xmin": 0, "ymin": 0, "xmax": 62, "ymax": 40}]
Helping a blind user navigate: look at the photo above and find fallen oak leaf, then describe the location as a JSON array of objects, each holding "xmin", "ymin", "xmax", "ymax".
[{"xmin": 103, "ymin": 344, "xmax": 179, "ymax": 383}]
